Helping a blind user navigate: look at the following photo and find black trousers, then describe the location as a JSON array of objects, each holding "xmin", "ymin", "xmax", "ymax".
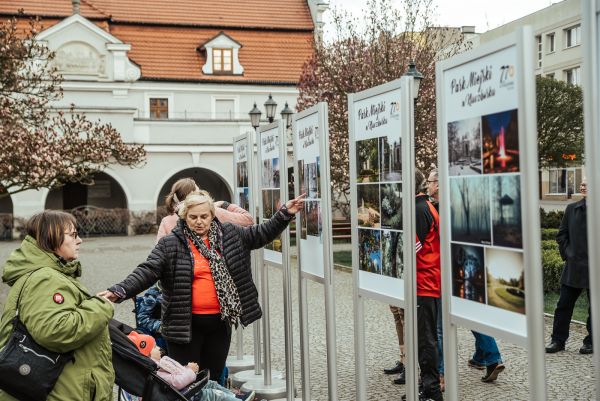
[
  {"xmin": 167, "ymin": 314, "xmax": 232, "ymax": 381},
  {"xmin": 417, "ymin": 296, "xmax": 442, "ymax": 400},
  {"xmin": 551, "ymin": 284, "xmax": 592, "ymax": 346}
]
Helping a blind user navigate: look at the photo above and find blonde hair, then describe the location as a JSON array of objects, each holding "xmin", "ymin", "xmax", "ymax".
[
  {"xmin": 178, "ymin": 190, "xmax": 216, "ymax": 219},
  {"xmin": 165, "ymin": 178, "xmax": 197, "ymax": 214}
]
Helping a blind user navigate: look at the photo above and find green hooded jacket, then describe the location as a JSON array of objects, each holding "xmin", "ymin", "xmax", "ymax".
[{"xmin": 0, "ymin": 236, "xmax": 115, "ymax": 401}]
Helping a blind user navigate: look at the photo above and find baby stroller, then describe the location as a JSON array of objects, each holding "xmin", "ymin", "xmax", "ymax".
[{"xmin": 110, "ymin": 320, "xmax": 209, "ymax": 401}]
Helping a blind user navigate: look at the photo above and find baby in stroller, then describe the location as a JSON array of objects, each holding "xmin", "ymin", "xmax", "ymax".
[{"xmin": 127, "ymin": 330, "xmax": 256, "ymax": 401}]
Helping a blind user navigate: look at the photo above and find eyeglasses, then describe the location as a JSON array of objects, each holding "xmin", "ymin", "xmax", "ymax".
[
  {"xmin": 427, "ymin": 180, "xmax": 438, "ymax": 183},
  {"xmin": 65, "ymin": 231, "xmax": 79, "ymax": 239}
]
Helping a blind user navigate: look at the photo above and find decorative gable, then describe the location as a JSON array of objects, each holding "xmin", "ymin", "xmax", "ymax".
[
  {"xmin": 199, "ymin": 32, "xmax": 244, "ymax": 75},
  {"xmin": 36, "ymin": 14, "xmax": 141, "ymax": 82}
]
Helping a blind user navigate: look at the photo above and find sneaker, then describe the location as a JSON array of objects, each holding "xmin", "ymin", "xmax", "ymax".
[
  {"xmin": 467, "ymin": 359, "xmax": 485, "ymax": 370},
  {"xmin": 481, "ymin": 362, "xmax": 505, "ymax": 383},
  {"xmin": 384, "ymin": 360, "xmax": 405, "ymax": 375},
  {"xmin": 235, "ymin": 390, "xmax": 256, "ymax": 401}
]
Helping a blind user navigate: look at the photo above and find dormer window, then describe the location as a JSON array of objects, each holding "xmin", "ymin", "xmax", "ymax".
[
  {"xmin": 200, "ymin": 32, "xmax": 244, "ymax": 76},
  {"xmin": 213, "ymin": 48, "xmax": 233, "ymax": 73}
]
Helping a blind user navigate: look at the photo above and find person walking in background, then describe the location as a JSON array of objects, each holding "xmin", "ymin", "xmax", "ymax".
[
  {"xmin": 100, "ymin": 191, "xmax": 305, "ymax": 381},
  {"xmin": 546, "ymin": 178, "xmax": 593, "ymax": 355},
  {"xmin": 383, "ymin": 306, "xmax": 406, "ymax": 385},
  {"xmin": 158, "ymin": 177, "xmax": 253, "ymax": 241},
  {"xmin": 468, "ymin": 331, "xmax": 505, "ymax": 382}
]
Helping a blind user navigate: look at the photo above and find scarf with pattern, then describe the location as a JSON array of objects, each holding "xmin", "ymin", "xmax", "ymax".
[{"xmin": 183, "ymin": 221, "xmax": 242, "ymax": 327}]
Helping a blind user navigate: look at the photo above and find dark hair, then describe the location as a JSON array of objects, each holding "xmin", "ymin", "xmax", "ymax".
[
  {"xmin": 165, "ymin": 178, "xmax": 197, "ymax": 214},
  {"xmin": 26, "ymin": 210, "xmax": 77, "ymax": 253},
  {"xmin": 415, "ymin": 168, "xmax": 427, "ymax": 195}
]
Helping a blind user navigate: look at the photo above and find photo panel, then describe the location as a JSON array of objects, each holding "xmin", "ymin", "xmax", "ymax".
[
  {"xmin": 450, "ymin": 176, "xmax": 491, "ymax": 245},
  {"xmin": 380, "ymin": 135, "xmax": 402, "ymax": 182},
  {"xmin": 482, "ymin": 109, "xmax": 520, "ymax": 174},
  {"xmin": 272, "ymin": 157, "xmax": 280, "ymax": 188},
  {"xmin": 300, "ymin": 204, "xmax": 307, "ymax": 240},
  {"xmin": 356, "ymin": 137, "xmax": 380, "ymax": 183},
  {"xmin": 485, "ymin": 248, "xmax": 525, "ymax": 315},
  {"xmin": 316, "ymin": 156, "xmax": 321, "ymax": 198},
  {"xmin": 262, "ymin": 189, "xmax": 274, "ymax": 219},
  {"xmin": 491, "ymin": 174, "xmax": 523, "ymax": 248},
  {"xmin": 262, "ymin": 159, "xmax": 272, "ymax": 188},
  {"xmin": 298, "ymin": 160, "xmax": 306, "ymax": 196},
  {"xmin": 451, "ymin": 243, "xmax": 486, "ymax": 304},
  {"xmin": 380, "ymin": 183, "xmax": 402, "ymax": 230},
  {"xmin": 447, "ymin": 116, "xmax": 483, "ymax": 176},
  {"xmin": 358, "ymin": 229, "xmax": 382, "ymax": 274},
  {"xmin": 236, "ymin": 162, "xmax": 246, "ymax": 188},
  {"xmin": 357, "ymin": 184, "xmax": 381, "ymax": 228},
  {"xmin": 307, "ymin": 162, "xmax": 319, "ymax": 199},
  {"xmin": 306, "ymin": 200, "xmax": 320, "ymax": 237},
  {"xmin": 381, "ymin": 229, "xmax": 404, "ymax": 279}
]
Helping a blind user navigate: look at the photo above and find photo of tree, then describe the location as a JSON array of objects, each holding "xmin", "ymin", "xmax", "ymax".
[
  {"xmin": 358, "ymin": 229, "xmax": 382, "ymax": 274},
  {"xmin": 491, "ymin": 174, "xmax": 522, "ymax": 248},
  {"xmin": 237, "ymin": 188, "xmax": 249, "ymax": 212},
  {"xmin": 382, "ymin": 230, "xmax": 403, "ymax": 279},
  {"xmin": 356, "ymin": 138, "xmax": 380, "ymax": 183},
  {"xmin": 482, "ymin": 109, "xmax": 520, "ymax": 174},
  {"xmin": 300, "ymin": 204, "xmax": 307, "ymax": 239},
  {"xmin": 298, "ymin": 160, "xmax": 306, "ymax": 196},
  {"xmin": 485, "ymin": 248, "xmax": 525, "ymax": 314},
  {"xmin": 262, "ymin": 189, "xmax": 273, "ymax": 218},
  {"xmin": 306, "ymin": 200, "xmax": 320, "ymax": 237},
  {"xmin": 262, "ymin": 159, "xmax": 272, "ymax": 188},
  {"xmin": 357, "ymin": 184, "xmax": 381, "ymax": 228},
  {"xmin": 272, "ymin": 157, "xmax": 280, "ymax": 188},
  {"xmin": 451, "ymin": 243, "xmax": 486, "ymax": 304},
  {"xmin": 380, "ymin": 183, "xmax": 402, "ymax": 230},
  {"xmin": 236, "ymin": 161, "xmax": 248, "ymax": 187},
  {"xmin": 450, "ymin": 176, "xmax": 491, "ymax": 245},
  {"xmin": 306, "ymin": 160, "xmax": 320, "ymax": 199},
  {"xmin": 448, "ymin": 117, "xmax": 482, "ymax": 176},
  {"xmin": 380, "ymin": 135, "xmax": 402, "ymax": 181}
]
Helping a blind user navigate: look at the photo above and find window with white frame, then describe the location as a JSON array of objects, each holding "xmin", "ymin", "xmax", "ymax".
[
  {"xmin": 536, "ymin": 35, "xmax": 542, "ymax": 68},
  {"xmin": 546, "ymin": 33, "xmax": 555, "ymax": 53},
  {"xmin": 565, "ymin": 66, "xmax": 581, "ymax": 86},
  {"xmin": 214, "ymin": 99, "xmax": 235, "ymax": 119},
  {"xmin": 548, "ymin": 167, "xmax": 584, "ymax": 195},
  {"xmin": 565, "ymin": 25, "xmax": 581, "ymax": 48},
  {"xmin": 213, "ymin": 48, "xmax": 233, "ymax": 73}
]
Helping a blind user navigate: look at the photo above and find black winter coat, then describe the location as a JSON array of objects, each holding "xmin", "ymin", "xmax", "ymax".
[
  {"xmin": 557, "ymin": 198, "xmax": 589, "ymax": 288},
  {"xmin": 112, "ymin": 209, "xmax": 291, "ymax": 343}
]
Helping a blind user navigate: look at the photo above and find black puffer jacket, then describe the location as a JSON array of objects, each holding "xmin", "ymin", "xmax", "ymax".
[{"xmin": 112, "ymin": 209, "xmax": 291, "ymax": 343}]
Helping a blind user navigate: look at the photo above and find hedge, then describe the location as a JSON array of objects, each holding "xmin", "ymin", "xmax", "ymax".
[
  {"xmin": 542, "ymin": 247, "xmax": 564, "ymax": 293},
  {"xmin": 541, "ymin": 228, "xmax": 559, "ymax": 241}
]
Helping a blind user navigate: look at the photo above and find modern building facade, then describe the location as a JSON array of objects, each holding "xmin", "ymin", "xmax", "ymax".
[
  {"xmin": 476, "ymin": 0, "xmax": 585, "ymax": 205},
  {"xmin": 0, "ymin": 0, "xmax": 325, "ymax": 235}
]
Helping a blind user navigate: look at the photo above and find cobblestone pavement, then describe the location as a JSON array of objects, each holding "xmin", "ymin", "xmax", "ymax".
[{"xmin": 0, "ymin": 235, "xmax": 595, "ymax": 400}]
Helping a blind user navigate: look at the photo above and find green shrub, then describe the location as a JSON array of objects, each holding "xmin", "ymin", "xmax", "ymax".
[
  {"xmin": 541, "ymin": 228, "xmax": 559, "ymax": 241},
  {"xmin": 541, "ymin": 239, "xmax": 558, "ymax": 251},
  {"xmin": 130, "ymin": 211, "xmax": 158, "ymax": 235},
  {"xmin": 540, "ymin": 208, "xmax": 564, "ymax": 229},
  {"xmin": 542, "ymin": 247, "xmax": 564, "ymax": 293}
]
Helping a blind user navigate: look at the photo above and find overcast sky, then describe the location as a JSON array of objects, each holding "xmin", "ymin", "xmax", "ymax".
[{"xmin": 324, "ymin": 0, "xmax": 560, "ymax": 37}]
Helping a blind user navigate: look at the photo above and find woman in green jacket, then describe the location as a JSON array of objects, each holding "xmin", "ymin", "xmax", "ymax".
[{"xmin": 0, "ymin": 210, "xmax": 115, "ymax": 401}]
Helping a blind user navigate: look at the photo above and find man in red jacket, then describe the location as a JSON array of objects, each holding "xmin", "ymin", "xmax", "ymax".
[{"xmin": 414, "ymin": 168, "xmax": 443, "ymax": 401}]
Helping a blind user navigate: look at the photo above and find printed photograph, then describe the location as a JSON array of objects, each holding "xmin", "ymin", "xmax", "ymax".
[
  {"xmin": 450, "ymin": 176, "xmax": 491, "ymax": 245},
  {"xmin": 298, "ymin": 160, "xmax": 306, "ymax": 196},
  {"xmin": 358, "ymin": 229, "xmax": 382, "ymax": 274},
  {"xmin": 306, "ymin": 200, "xmax": 320, "ymax": 237},
  {"xmin": 271, "ymin": 232, "xmax": 282, "ymax": 252},
  {"xmin": 263, "ymin": 218, "xmax": 273, "ymax": 250},
  {"xmin": 485, "ymin": 248, "xmax": 525, "ymax": 314},
  {"xmin": 272, "ymin": 157, "xmax": 280, "ymax": 188},
  {"xmin": 237, "ymin": 188, "xmax": 249, "ymax": 212},
  {"xmin": 273, "ymin": 189, "xmax": 282, "ymax": 212},
  {"xmin": 357, "ymin": 184, "xmax": 381, "ymax": 228},
  {"xmin": 236, "ymin": 161, "xmax": 248, "ymax": 187},
  {"xmin": 491, "ymin": 174, "xmax": 522, "ymax": 248},
  {"xmin": 482, "ymin": 109, "xmax": 520, "ymax": 174},
  {"xmin": 299, "ymin": 204, "xmax": 307, "ymax": 240},
  {"xmin": 262, "ymin": 189, "xmax": 273, "ymax": 219},
  {"xmin": 380, "ymin": 135, "xmax": 402, "ymax": 181},
  {"xmin": 451, "ymin": 243, "xmax": 486, "ymax": 304},
  {"xmin": 306, "ymin": 160, "xmax": 320, "ymax": 199},
  {"xmin": 381, "ymin": 230, "xmax": 404, "ymax": 279},
  {"xmin": 448, "ymin": 117, "xmax": 482, "ymax": 176},
  {"xmin": 262, "ymin": 159, "xmax": 272, "ymax": 188},
  {"xmin": 356, "ymin": 138, "xmax": 380, "ymax": 183},
  {"xmin": 380, "ymin": 183, "xmax": 402, "ymax": 230}
]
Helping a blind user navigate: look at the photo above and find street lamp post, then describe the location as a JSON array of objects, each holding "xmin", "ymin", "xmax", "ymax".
[{"xmin": 403, "ymin": 60, "xmax": 423, "ymax": 100}]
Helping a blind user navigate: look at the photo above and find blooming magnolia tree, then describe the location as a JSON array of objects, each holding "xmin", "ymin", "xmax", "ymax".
[
  {"xmin": 0, "ymin": 16, "xmax": 145, "ymax": 200},
  {"xmin": 297, "ymin": 0, "xmax": 467, "ymax": 218}
]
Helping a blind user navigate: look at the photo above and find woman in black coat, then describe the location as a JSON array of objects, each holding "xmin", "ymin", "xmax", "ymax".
[{"xmin": 100, "ymin": 190, "xmax": 304, "ymax": 380}]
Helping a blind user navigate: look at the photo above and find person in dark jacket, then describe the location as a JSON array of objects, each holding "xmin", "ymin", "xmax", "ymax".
[
  {"xmin": 546, "ymin": 179, "xmax": 593, "ymax": 355},
  {"xmin": 100, "ymin": 190, "xmax": 305, "ymax": 380}
]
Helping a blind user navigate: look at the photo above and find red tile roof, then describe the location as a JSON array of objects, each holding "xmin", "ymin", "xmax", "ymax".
[{"xmin": 1, "ymin": 1, "xmax": 315, "ymax": 84}]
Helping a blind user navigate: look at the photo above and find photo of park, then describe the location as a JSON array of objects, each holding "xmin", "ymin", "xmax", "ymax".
[
  {"xmin": 357, "ymin": 184, "xmax": 381, "ymax": 228},
  {"xmin": 380, "ymin": 183, "xmax": 402, "ymax": 230},
  {"xmin": 485, "ymin": 248, "xmax": 525, "ymax": 314},
  {"xmin": 482, "ymin": 109, "xmax": 520, "ymax": 174},
  {"xmin": 447, "ymin": 116, "xmax": 482, "ymax": 176},
  {"xmin": 306, "ymin": 200, "xmax": 320, "ymax": 237},
  {"xmin": 356, "ymin": 138, "xmax": 380, "ymax": 183},
  {"xmin": 358, "ymin": 229, "xmax": 382, "ymax": 274},
  {"xmin": 451, "ymin": 243, "xmax": 486, "ymax": 304},
  {"xmin": 382, "ymin": 230, "xmax": 404, "ymax": 279},
  {"xmin": 491, "ymin": 174, "xmax": 522, "ymax": 248},
  {"xmin": 236, "ymin": 161, "xmax": 248, "ymax": 187},
  {"xmin": 450, "ymin": 176, "xmax": 491, "ymax": 245},
  {"xmin": 380, "ymin": 135, "xmax": 402, "ymax": 181}
]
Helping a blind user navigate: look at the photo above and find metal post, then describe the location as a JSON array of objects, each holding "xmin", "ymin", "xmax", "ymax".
[{"xmin": 582, "ymin": 1, "xmax": 600, "ymax": 397}]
